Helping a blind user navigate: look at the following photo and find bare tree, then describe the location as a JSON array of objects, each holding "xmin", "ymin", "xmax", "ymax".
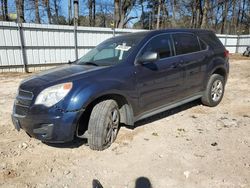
[
  {"xmin": 230, "ymin": 0, "xmax": 237, "ymax": 34},
  {"xmin": 43, "ymin": 0, "xmax": 52, "ymax": 24},
  {"xmin": 1, "ymin": 0, "xmax": 9, "ymax": 21},
  {"xmin": 201, "ymin": 0, "xmax": 209, "ymax": 29},
  {"xmin": 114, "ymin": 0, "xmax": 119, "ymax": 28},
  {"xmin": 88, "ymin": 0, "xmax": 95, "ymax": 26},
  {"xmin": 114, "ymin": 0, "xmax": 136, "ymax": 28},
  {"xmin": 220, "ymin": 0, "xmax": 229, "ymax": 34},
  {"xmin": 54, "ymin": 0, "xmax": 59, "ymax": 23},
  {"xmin": 156, "ymin": 0, "xmax": 161, "ymax": 29},
  {"xmin": 161, "ymin": 0, "xmax": 168, "ymax": 28},
  {"xmin": 68, "ymin": 0, "xmax": 72, "ymax": 24},
  {"xmin": 139, "ymin": 0, "xmax": 145, "ymax": 28},
  {"xmin": 16, "ymin": 0, "xmax": 25, "ymax": 23},
  {"xmin": 35, "ymin": 0, "xmax": 40, "ymax": 23},
  {"xmin": 170, "ymin": 0, "xmax": 176, "ymax": 27}
]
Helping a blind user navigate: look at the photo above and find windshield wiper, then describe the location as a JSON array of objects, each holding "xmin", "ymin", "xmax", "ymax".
[{"xmin": 83, "ymin": 62, "xmax": 99, "ymax": 66}]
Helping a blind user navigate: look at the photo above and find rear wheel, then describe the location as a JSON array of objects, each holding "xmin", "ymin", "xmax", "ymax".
[
  {"xmin": 88, "ymin": 100, "xmax": 120, "ymax": 151},
  {"xmin": 201, "ymin": 74, "xmax": 225, "ymax": 107}
]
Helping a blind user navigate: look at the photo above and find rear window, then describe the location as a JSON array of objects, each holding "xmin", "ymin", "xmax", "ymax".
[
  {"xmin": 198, "ymin": 32, "xmax": 224, "ymax": 49},
  {"xmin": 172, "ymin": 33, "xmax": 200, "ymax": 55}
]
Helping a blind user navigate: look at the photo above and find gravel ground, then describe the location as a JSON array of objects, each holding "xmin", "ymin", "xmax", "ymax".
[{"xmin": 0, "ymin": 55, "xmax": 249, "ymax": 188}]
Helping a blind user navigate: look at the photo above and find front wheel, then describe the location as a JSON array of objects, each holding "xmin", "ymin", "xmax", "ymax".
[
  {"xmin": 88, "ymin": 100, "xmax": 120, "ymax": 151},
  {"xmin": 201, "ymin": 74, "xmax": 225, "ymax": 107}
]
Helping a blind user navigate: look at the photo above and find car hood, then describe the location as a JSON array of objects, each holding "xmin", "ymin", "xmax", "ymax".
[{"xmin": 19, "ymin": 64, "xmax": 108, "ymax": 91}]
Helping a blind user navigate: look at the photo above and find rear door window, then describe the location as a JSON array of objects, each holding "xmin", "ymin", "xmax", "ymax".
[
  {"xmin": 140, "ymin": 34, "xmax": 173, "ymax": 59},
  {"xmin": 172, "ymin": 33, "xmax": 200, "ymax": 55}
]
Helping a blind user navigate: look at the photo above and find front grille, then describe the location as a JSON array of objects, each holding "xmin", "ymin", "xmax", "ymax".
[
  {"xmin": 15, "ymin": 105, "xmax": 29, "ymax": 116},
  {"xmin": 14, "ymin": 89, "xmax": 34, "ymax": 116},
  {"xmin": 18, "ymin": 90, "xmax": 33, "ymax": 99}
]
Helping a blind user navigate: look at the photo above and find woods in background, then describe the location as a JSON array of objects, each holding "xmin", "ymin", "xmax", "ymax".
[{"xmin": 0, "ymin": 0, "xmax": 249, "ymax": 34}]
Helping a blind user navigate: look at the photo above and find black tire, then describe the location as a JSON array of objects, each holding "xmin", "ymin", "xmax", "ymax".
[
  {"xmin": 201, "ymin": 74, "xmax": 225, "ymax": 107},
  {"xmin": 88, "ymin": 100, "xmax": 120, "ymax": 151}
]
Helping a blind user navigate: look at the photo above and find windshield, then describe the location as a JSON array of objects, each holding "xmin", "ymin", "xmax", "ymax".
[{"xmin": 75, "ymin": 34, "xmax": 145, "ymax": 66}]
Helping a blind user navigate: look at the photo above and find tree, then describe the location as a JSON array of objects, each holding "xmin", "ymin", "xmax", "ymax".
[
  {"xmin": 68, "ymin": 0, "xmax": 72, "ymax": 24},
  {"xmin": 220, "ymin": 0, "xmax": 229, "ymax": 34},
  {"xmin": 53, "ymin": 0, "xmax": 59, "ymax": 24},
  {"xmin": 88, "ymin": 0, "xmax": 96, "ymax": 26},
  {"xmin": 16, "ymin": 0, "xmax": 25, "ymax": 23},
  {"xmin": 35, "ymin": 0, "xmax": 40, "ymax": 23},
  {"xmin": 114, "ymin": 0, "xmax": 137, "ymax": 28},
  {"xmin": 156, "ymin": 0, "xmax": 161, "ymax": 29},
  {"xmin": 201, "ymin": 0, "xmax": 209, "ymax": 29},
  {"xmin": 170, "ymin": 0, "xmax": 177, "ymax": 27},
  {"xmin": 43, "ymin": 0, "xmax": 52, "ymax": 24},
  {"xmin": 1, "ymin": 0, "xmax": 9, "ymax": 21}
]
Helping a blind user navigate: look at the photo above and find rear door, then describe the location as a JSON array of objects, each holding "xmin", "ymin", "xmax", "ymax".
[
  {"xmin": 172, "ymin": 33, "xmax": 208, "ymax": 97},
  {"xmin": 135, "ymin": 34, "xmax": 185, "ymax": 113}
]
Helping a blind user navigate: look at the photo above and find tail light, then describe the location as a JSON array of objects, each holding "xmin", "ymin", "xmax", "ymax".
[{"xmin": 224, "ymin": 50, "xmax": 229, "ymax": 58}]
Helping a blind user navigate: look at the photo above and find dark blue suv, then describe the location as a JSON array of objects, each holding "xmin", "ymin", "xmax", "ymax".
[{"xmin": 12, "ymin": 29, "xmax": 229, "ymax": 150}]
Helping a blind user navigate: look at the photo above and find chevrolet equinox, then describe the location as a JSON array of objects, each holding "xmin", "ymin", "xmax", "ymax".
[{"xmin": 12, "ymin": 29, "xmax": 229, "ymax": 150}]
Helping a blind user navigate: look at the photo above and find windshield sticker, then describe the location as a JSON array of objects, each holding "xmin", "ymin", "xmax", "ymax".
[{"xmin": 115, "ymin": 44, "xmax": 131, "ymax": 51}]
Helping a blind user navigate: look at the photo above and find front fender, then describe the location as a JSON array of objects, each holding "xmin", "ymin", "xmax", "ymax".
[{"xmin": 65, "ymin": 80, "xmax": 136, "ymax": 112}]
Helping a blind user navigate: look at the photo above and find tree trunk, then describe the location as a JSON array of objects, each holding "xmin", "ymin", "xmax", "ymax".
[
  {"xmin": 236, "ymin": 0, "xmax": 241, "ymax": 29},
  {"xmin": 215, "ymin": 1, "xmax": 221, "ymax": 32},
  {"xmin": 240, "ymin": 0, "xmax": 246, "ymax": 24},
  {"xmin": 156, "ymin": 0, "xmax": 161, "ymax": 29},
  {"xmin": 171, "ymin": 0, "xmax": 176, "ymax": 27},
  {"xmin": 221, "ymin": 1, "xmax": 229, "ymax": 34},
  {"xmin": 43, "ymin": 0, "xmax": 52, "ymax": 24},
  {"xmin": 54, "ymin": 0, "xmax": 59, "ymax": 24},
  {"xmin": 68, "ymin": 0, "xmax": 72, "ymax": 24},
  {"xmin": 230, "ymin": 0, "xmax": 236, "ymax": 34},
  {"xmin": 140, "ymin": 0, "xmax": 145, "ymax": 28},
  {"xmin": 161, "ymin": 0, "xmax": 168, "ymax": 28},
  {"xmin": 190, "ymin": 1, "xmax": 195, "ymax": 28},
  {"xmin": 16, "ymin": 0, "xmax": 25, "ymax": 23},
  {"xmin": 114, "ymin": 0, "xmax": 119, "ymax": 28},
  {"xmin": 35, "ymin": 0, "xmax": 40, "ymax": 24},
  {"xmin": 93, "ymin": 0, "xmax": 95, "ymax": 26},
  {"xmin": 88, "ymin": 0, "xmax": 92, "ymax": 26},
  {"xmin": 1, "ymin": 0, "xmax": 4, "ymax": 20},
  {"xmin": 197, "ymin": 0, "xmax": 203, "ymax": 28},
  {"xmin": 3, "ymin": 0, "xmax": 8, "ymax": 21},
  {"xmin": 195, "ymin": 0, "xmax": 200, "ymax": 28},
  {"xmin": 201, "ymin": 0, "xmax": 209, "ymax": 29}
]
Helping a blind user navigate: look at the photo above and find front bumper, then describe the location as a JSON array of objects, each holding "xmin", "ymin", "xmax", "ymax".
[{"xmin": 11, "ymin": 106, "xmax": 83, "ymax": 143}]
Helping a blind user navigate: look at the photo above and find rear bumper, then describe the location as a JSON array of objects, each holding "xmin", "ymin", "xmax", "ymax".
[{"xmin": 11, "ymin": 107, "xmax": 83, "ymax": 143}]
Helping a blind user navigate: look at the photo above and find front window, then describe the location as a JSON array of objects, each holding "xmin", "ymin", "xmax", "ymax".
[
  {"xmin": 139, "ymin": 34, "xmax": 173, "ymax": 59},
  {"xmin": 75, "ymin": 34, "xmax": 145, "ymax": 66}
]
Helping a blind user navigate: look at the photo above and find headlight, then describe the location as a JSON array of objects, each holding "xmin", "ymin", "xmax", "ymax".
[{"xmin": 35, "ymin": 82, "xmax": 73, "ymax": 107}]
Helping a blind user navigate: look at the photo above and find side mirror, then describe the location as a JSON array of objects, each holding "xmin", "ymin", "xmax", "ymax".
[{"xmin": 137, "ymin": 52, "xmax": 158, "ymax": 64}]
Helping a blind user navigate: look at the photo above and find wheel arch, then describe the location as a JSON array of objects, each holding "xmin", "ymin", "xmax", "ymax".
[
  {"xmin": 76, "ymin": 93, "xmax": 135, "ymax": 139},
  {"xmin": 211, "ymin": 67, "xmax": 227, "ymax": 79}
]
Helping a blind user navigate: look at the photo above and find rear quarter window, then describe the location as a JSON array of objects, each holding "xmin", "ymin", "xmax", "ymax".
[
  {"xmin": 198, "ymin": 32, "xmax": 224, "ymax": 49},
  {"xmin": 172, "ymin": 33, "xmax": 200, "ymax": 55}
]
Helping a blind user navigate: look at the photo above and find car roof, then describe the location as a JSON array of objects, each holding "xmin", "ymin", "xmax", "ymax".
[{"xmin": 118, "ymin": 28, "xmax": 214, "ymax": 39}]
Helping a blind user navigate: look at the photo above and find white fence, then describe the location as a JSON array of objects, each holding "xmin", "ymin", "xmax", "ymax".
[{"xmin": 0, "ymin": 21, "xmax": 249, "ymax": 72}]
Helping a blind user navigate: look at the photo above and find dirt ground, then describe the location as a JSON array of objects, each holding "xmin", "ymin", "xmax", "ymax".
[{"xmin": 0, "ymin": 55, "xmax": 250, "ymax": 188}]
